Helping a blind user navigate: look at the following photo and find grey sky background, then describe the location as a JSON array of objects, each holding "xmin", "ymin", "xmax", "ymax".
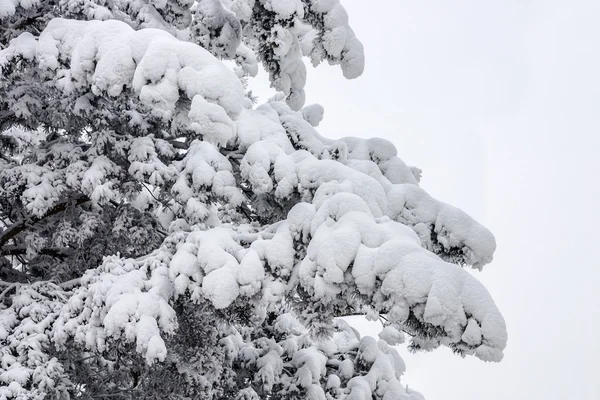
[{"xmin": 250, "ymin": 0, "xmax": 600, "ymax": 399}]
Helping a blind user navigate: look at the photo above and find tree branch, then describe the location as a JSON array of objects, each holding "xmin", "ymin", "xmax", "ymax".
[
  {"xmin": 0, "ymin": 110, "xmax": 15, "ymax": 123},
  {"xmin": 167, "ymin": 139, "xmax": 187, "ymax": 150},
  {"xmin": 140, "ymin": 182, "xmax": 174, "ymax": 220},
  {"xmin": 0, "ymin": 193, "xmax": 90, "ymax": 250},
  {"xmin": 0, "ymin": 245, "xmax": 74, "ymax": 258},
  {"xmin": 58, "ymin": 277, "xmax": 81, "ymax": 289}
]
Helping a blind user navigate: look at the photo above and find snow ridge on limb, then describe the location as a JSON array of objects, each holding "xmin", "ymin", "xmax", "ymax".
[
  {"xmin": 289, "ymin": 194, "xmax": 506, "ymax": 362},
  {"xmin": 386, "ymin": 184, "xmax": 496, "ymax": 269},
  {"xmin": 0, "ymin": 18, "xmax": 245, "ymax": 130}
]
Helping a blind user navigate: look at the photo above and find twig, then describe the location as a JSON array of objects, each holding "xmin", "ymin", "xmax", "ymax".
[
  {"xmin": 58, "ymin": 278, "xmax": 81, "ymax": 289},
  {"xmin": 140, "ymin": 182, "xmax": 174, "ymax": 217},
  {"xmin": 0, "ymin": 110, "xmax": 16, "ymax": 121},
  {"xmin": 0, "ymin": 282, "xmax": 18, "ymax": 301},
  {"xmin": 167, "ymin": 139, "xmax": 187, "ymax": 150}
]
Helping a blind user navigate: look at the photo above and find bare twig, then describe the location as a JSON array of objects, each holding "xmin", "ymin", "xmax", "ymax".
[
  {"xmin": 0, "ymin": 110, "xmax": 16, "ymax": 124},
  {"xmin": 140, "ymin": 182, "xmax": 173, "ymax": 216},
  {"xmin": 167, "ymin": 139, "xmax": 187, "ymax": 150},
  {"xmin": 57, "ymin": 278, "xmax": 81, "ymax": 289},
  {"xmin": 0, "ymin": 282, "xmax": 19, "ymax": 301}
]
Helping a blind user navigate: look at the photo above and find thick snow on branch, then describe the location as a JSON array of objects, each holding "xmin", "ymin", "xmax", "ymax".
[
  {"xmin": 162, "ymin": 191, "xmax": 505, "ymax": 362},
  {"xmin": 1, "ymin": 18, "xmax": 245, "ymax": 121},
  {"xmin": 53, "ymin": 254, "xmax": 177, "ymax": 365},
  {"xmin": 293, "ymin": 194, "xmax": 506, "ymax": 361}
]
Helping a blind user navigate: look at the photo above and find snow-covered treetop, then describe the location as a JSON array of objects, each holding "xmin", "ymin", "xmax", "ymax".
[
  {"xmin": 0, "ymin": 0, "xmax": 364, "ymax": 110},
  {"xmin": 0, "ymin": 3, "xmax": 505, "ymax": 399}
]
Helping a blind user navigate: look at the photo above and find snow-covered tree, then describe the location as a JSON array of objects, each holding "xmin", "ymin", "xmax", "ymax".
[{"xmin": 0, "ymin": 1, "xmax": 506, "ymax": 399}]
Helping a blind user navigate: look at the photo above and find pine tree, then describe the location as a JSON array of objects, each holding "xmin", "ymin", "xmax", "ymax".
[{"xmin": 0, "ymin": 1, "xmax": 506, "ymax": 399}]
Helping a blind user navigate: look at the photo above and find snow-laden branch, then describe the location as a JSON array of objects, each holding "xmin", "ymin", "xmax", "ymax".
[
  {"xmin": 291, "ymin": 193, "xmax": 506, "ymax": 361},
  {"xmin": 63, "ymin": 200, "xmax": 505, "ymax": 367}
]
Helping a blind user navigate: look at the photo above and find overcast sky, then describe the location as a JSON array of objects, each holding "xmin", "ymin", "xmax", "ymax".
[{"xmin": 250, "ymin": 1, "xmax": 600, "ymax": 399}]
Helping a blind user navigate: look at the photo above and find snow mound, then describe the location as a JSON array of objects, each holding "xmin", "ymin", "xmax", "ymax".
[
  {"xmin": 295, "ymin": 194, "xmax": 507, "ymax": 361},
  {"xmin": 387, "ymin": 184, "xmax": 496, "ymax": 269}
]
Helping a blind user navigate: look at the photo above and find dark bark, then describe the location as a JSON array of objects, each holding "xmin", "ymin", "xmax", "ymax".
[{"xmin": 0, "ymin": 245, "xmax": 74, "ymax": 258}]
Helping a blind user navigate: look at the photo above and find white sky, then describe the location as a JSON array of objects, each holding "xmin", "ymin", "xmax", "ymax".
[{"xmin": 249, "ymin": 1, "xmax": 600, "ymax": 399}]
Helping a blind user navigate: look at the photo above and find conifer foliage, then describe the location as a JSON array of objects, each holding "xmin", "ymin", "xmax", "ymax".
[{"xmin": 0, "ymin": 1, "xmax": 506, "ymax": 399}]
